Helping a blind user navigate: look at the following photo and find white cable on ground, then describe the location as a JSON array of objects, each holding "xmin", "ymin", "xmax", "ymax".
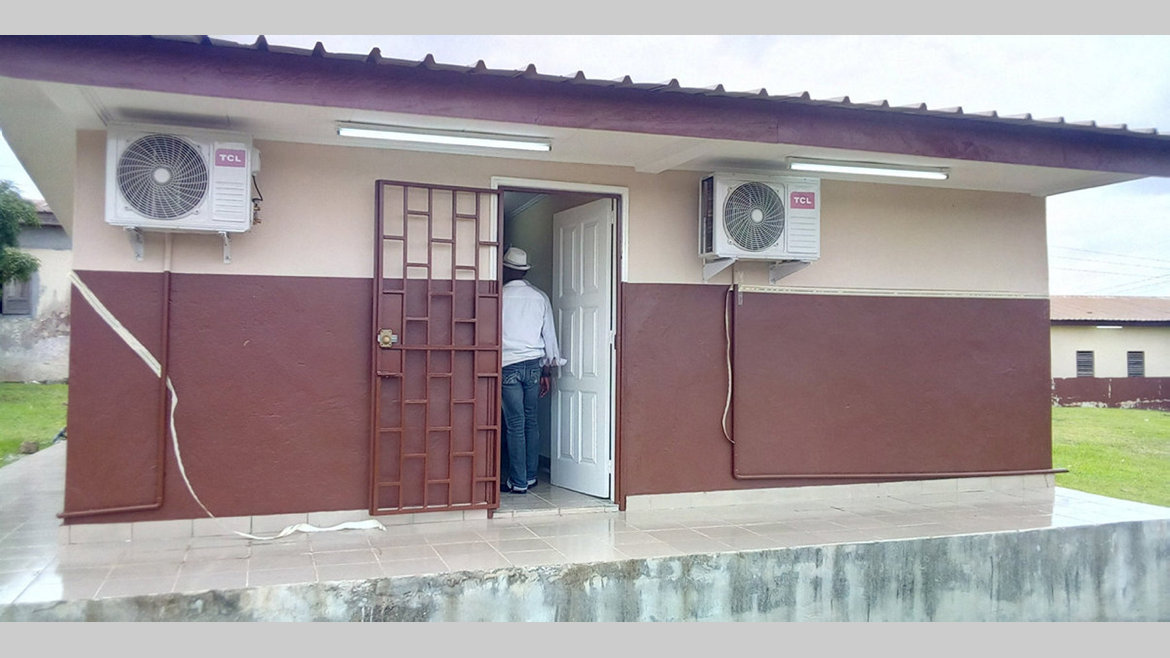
[{"xmin": 70, "ymin": 272, "xmax": 385, "ymax": 541}]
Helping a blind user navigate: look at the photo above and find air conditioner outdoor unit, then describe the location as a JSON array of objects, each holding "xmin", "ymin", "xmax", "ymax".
[
  {"xmin": 105, "ymin": 124, "xmax": 259, "ymax": 233},
  {"xmin": 699, "ymin": 173, "xmax": 821, "ymax": 262}
]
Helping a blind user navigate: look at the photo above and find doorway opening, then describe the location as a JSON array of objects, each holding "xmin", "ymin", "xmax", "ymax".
[{"xmin": 497, "ymin": 184, "xmax": 621, "ymax": 515}]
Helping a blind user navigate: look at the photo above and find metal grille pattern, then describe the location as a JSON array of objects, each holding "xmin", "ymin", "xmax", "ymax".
[
  {"xmin": 724, "ymin": 181, "xmax": 785, "ymax": 251},
  {"xmin": 370, "ymin": 181, "xmax": 501, "ymax": 514},
  {"xmin": 116, "ymin": 134, "xmax": 209, "ymax": 219}
]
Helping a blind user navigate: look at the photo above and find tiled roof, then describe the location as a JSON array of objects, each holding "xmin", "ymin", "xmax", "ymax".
[
  {"xmin": 155, "ymin": 35, "xmax": 1168, "ymax": 143},
  {"xmin": 1050, "ymin": 296, "xmax": 1170, "ymax": 322}
]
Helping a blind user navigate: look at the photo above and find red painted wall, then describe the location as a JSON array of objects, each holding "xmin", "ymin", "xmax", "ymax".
[
  {"xmin": 64, "ymin": 271, "xmax": 371, "ymax": 523},
  {"xmin": 64, "ymin": 273, "xmax": 1055, "ymax": 523},
  {"xmin": 65, "ymin": 272, "xmax": 166, "ymax": 515},
  {"xmin": 618, "ymin": 284, "xmax": 1053, "ymax": 497},
  {"xmin": 1053, "ymin": 377, "xmax": 1170, "ymax": 410}
]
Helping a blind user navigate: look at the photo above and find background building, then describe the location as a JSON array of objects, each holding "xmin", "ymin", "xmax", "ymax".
[
  {"xmin": 0, "ymin": 200, "xmax": 72, "ymax": 382},
  {"xmin": 1051, "ymin": 295, "xmax": 1170, "ymax": 410}
]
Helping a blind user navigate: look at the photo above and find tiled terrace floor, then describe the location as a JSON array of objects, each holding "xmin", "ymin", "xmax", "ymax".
[{"xmin": 4, "ymin": 442, "xmax": 1170, "ymax": 609}]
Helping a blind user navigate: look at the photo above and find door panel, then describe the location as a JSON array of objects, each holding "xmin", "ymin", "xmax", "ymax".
[
  {"xmin": 371, "ymin": 181, "xmax": 501, "ymax": 514},
  {"xmin": 551, "ymin": 198, "xmax": 613, "ymax": 498}
]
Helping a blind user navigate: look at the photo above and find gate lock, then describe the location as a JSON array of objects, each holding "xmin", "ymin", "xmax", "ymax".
[{"xmin": 377, "ymin": 328, "xmax": 399, "ymax": 349}]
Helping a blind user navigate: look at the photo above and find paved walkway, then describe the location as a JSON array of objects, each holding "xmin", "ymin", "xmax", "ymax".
[{"xmin": 4, "ymin": 441, "xmax": 1170, "ymax": 610}]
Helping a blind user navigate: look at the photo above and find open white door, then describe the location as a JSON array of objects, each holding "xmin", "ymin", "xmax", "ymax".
[{"xmin": 550, "ymin": 198, "xmax": 614, "ymax": 498}]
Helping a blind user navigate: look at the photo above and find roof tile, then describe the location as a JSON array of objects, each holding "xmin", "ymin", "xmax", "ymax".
[
  {"xmin": 1050, "ymin": 296, "xmax": 1170, "ymax": 322},
  {"xmin": 141, "ymin": 35, "xmax": 1168, "ymax": 142}
]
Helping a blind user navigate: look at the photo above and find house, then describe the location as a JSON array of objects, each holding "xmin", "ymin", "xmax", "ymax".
[
  {"xmin": 1, "ymin": 35, "xmax": 1168, "ymax": 527},
  {"xmin": 0, "ymin": 200, "xmax": 72, "ymax": 382},
  {"xmin": 1051, "ymin": 295, "xmax": 1170, "ymax": 410}
]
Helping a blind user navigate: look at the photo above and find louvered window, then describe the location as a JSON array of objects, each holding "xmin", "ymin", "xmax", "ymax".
[
  {"xmin": 1127, "ymin": 351, "xmax": 1145, "ymax": 378},
  {"xmin": 1075, "ymin": 351, "xmax": 1094, "ymax": 377},
  {"xmin": 1, "ymin": 276, "xmax": 34, "ymax": 315}
]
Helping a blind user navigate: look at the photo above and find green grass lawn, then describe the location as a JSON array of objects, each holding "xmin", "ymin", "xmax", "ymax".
[
  {"xmin": 1051, "ymin": 406, "xmax": 1170, "ymax": 508},
  {"xmin": 0, "ymin": 382, "xmax": 68, "ymax": 467}
]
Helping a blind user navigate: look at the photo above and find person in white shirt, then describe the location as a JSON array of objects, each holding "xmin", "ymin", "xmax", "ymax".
[{"xmin": 499, "ymin": 247, "xmax": 566, "ymax": 494}]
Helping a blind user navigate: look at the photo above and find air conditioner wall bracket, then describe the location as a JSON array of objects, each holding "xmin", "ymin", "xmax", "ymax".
[
  {"xmin": 703, "ymin": 257, "xmax": 736, "ymax": 282},
  {"xmin": 769, "ymin": 260, "xmax": 810, "ymax": 284},
  {"xmin": 126, "ymin": 227, "xmax": 144, "ymax": 261}
]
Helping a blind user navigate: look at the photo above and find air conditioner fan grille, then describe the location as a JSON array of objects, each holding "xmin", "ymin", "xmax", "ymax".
[
  {"xmin": 116, "ymin": 133, "xmax": 209, "ymax": 220},
  {"xmin": 723, "ymin": 181, "xmax": 785, "ymax": 251}
]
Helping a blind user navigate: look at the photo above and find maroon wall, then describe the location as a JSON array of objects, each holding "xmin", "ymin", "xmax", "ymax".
[
  {"xmin": 618, "ymin": 284, "xmax": 1053, "ymax": 498},
  {"xmin": 65, "ymin": 272, "xmax": 166, "ymax": 515},
  {"xmin": 64, "ymin": 271, "xmax": 371, "ymax": 524},
  {"xmin": 65, "ymin": 273, "xmax": 1056, "ymax": 522},
  {"xmin": 1053, "ymin": 377, "xmax": 1170, "ymax": 411}
]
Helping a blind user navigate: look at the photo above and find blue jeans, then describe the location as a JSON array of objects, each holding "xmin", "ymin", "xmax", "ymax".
[{"xmin": 501, "ymin": 358, "xmax": 542, "ymax": 490}]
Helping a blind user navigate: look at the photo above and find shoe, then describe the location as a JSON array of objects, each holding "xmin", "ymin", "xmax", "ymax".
[
  {"xmin": 501, "ymin": 482, "xmax": 527, "ymax": 494},
  {"xmin": 527, "ymin": 478, "xmax": 538, "ymax": 487}
]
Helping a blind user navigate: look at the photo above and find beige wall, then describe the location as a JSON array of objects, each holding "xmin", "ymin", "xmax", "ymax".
[
  {"xmin": 75, "ymin": 132, "xmax": 1048, "ymax": 295},
  {"xmin": 1051, "ymin": 325, "xmax": 1170, "ymax": 378},
  {"xmin": 75, "ymin": 132, "xmax": 649, "ymax": 277},
  {"xmin": 628, "ymin": 176, "xmax": 1047, "ymax": 294}
]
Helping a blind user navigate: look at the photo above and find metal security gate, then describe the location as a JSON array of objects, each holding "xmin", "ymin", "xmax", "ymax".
[{"xmin": 370, "ymin": 181, "xmax": 501, "ymax": 514}]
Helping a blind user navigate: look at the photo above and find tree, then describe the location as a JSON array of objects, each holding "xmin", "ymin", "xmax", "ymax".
[{"xmin": 0, "ymin": 179, "xmax": 40, "ymax": 284}]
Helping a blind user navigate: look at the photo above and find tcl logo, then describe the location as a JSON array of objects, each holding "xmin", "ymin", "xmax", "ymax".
[
  {"xmin": 790, "ymin": 192, "xmax": 816, "ymax": 209},
  {"xmin": 215, "ymin": 148, "xmax": 246, "ymax": 167}
]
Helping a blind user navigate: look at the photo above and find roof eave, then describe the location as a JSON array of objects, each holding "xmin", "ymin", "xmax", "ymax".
[{"xmin": 1, "ymin": 35, "xmax": 1169, "ymax": 179}]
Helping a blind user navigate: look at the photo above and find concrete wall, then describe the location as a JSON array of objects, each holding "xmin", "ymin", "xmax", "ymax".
[
  {"xmin": 4, "ymin": 519, "xmax": 1166, "ymax": 621},
  {"xmin": 0, "ymin": 229, "xmax": 72, "ymax": 382},
  {"xmin": 1051, "ymin": 324, "xmax": 1170, "ymax": 378},
  {"xmin": 1052, "ymin": 377, "xmax": 1170, "ymax": 410}
]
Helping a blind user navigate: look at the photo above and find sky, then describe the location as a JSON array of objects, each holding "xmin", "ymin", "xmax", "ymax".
[{"xmin": 2, "ymin": 32, "xmax": 1169, "ymax": 295}]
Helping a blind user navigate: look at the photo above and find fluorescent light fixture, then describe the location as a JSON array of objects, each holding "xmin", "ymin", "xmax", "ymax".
[
  {"xmin": 1095, "ymin": 325, "xmax": 1123, "ymax": 329},
  {"xmin": 787, "ymin": 157, "xmax": 949, "ymax": 181},
  {"xmin": 337, "ymin": 122, "xmax": 551, "ymax": 152}
]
